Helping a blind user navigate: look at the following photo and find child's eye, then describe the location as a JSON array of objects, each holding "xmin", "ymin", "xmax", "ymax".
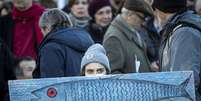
[
  {"xmin": 97, "ymin": 69, "xmax": 104, "ymax": 74},
  {"xmin": 87, "ymin": 69, "xmax": 94, "ymax": 74}
]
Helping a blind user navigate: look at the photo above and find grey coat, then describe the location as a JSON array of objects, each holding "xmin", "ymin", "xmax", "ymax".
[
  {"xmin": 103, "ymin": 15, "xmax": 151, "ymax": 73},
  {"xmin": 159, "ymin": 11, "xmax": 201, "ymax": 100}
]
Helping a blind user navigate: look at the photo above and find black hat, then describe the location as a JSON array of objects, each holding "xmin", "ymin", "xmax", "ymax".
[
  {"xmin": 124, "ymin": 0, "xmax": 154, "ymax": 17},
  {"xmin": 88, "ymin": 0, "xmax": 111, "ymax": 18},
  {"xmin": 153, "ymin": 0, "xmax": 187, "ymax": 13}
]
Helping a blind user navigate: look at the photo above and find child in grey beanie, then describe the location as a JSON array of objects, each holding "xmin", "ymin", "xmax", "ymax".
[{"xmin": 81, "ymin": 44, "xmax": 111, "ymax": 76}]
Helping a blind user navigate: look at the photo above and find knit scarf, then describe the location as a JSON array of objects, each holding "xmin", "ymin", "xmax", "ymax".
[
  {"xmin": 12, "ymin": 3, "xmax": 45, "ymax": 59},
  {"xmin": 69, "ymin": 13, "xmax": 91, "ymax": 28}
]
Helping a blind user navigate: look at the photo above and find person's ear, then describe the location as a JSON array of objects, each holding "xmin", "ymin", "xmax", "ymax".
[
  {"xmin": 45, "ymin": 23, "xmax": 50, "ymax": 29},
  {"xmin": 45, "ymin": 23, "xmax": 52, "ymax": 32}
]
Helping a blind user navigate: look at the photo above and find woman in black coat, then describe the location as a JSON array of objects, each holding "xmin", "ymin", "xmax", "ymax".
[{"xmin": 85, "ymin": 0, "xmax": 113, "ymax": 44}]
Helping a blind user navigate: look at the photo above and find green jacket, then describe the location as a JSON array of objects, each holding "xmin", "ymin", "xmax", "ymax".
[{"xmin": 103, "ymin": 15, "xmax": 151, "ymax": 73}]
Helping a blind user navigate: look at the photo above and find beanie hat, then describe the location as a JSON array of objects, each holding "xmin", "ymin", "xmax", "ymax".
[
  {"xmin": 123, "ymin": 0, "xmax": 154, "ymax": 17},
  {"xmin": 153, "ymin": 0, "xmax": 187, "ymax": 13},
  {"xmin": 88, "ymin": 0, "xmax": 111, "ymax": 18},
  {"xmin": 81, "ymin": 44, "xmax": 111, "ymax": 74}
]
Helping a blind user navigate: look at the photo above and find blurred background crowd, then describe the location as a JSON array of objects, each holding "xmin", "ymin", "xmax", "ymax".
[{"xmin": 0, "ymin": 0, "xmax": 201, "ymax": 101}]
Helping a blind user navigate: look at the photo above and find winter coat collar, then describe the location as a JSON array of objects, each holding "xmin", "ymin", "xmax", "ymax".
[
  {"xmin": 88, "ymin": 21, "xmax": 109, "ymax": 34},
  {"xmin": 69, "ymin": 13, "xmax": 91, "ymax": 28},
  {"xmin": 162, "ymin": 10, "xmax": 201, "ymax": 41}
]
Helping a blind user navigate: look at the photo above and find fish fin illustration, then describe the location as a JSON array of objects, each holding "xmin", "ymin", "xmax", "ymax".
[
  {"xmin": 180, "ymin": 75, "xmax": 191, "ymax": 88},
  {"xmin": 31, "ymin": 91, "xmax": 41, "ymax": 101},
  {"xmin": 154, "ymin": 96, "xmax": 193, "ymax": 101},
  {"xmin": 179, "ymin": 76, "xmax": 194, "ymax": 101},
  {"xmin": 154, "ymin": 76, "xmax": 194, "ymax": 101}
]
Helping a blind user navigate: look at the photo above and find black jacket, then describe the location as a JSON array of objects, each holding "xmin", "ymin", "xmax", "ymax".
[
  {"xmin": 0, "ymin": 39, "xmax": 16, "ymax": 101},
  {"xmin": 0, "ymin": 14, "xmax": 14, "ymax": 50},
  {"xmin": 85, "ymin": 22, "xmax": 108, "ymax": 44},
  {"xmin": 142, "ymin": 17, "xmax": 161, "ymax": 62}
]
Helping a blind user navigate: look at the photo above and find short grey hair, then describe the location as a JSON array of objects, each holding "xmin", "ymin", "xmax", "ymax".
[{"xmin": 39, "ymin": 8, "xmax": 73, "ymax": 31}]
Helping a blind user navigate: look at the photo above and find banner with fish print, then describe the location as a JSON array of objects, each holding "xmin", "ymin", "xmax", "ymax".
[{"xmin": 9, "ymin": 71, "xmax": 195, "ymax": 101}]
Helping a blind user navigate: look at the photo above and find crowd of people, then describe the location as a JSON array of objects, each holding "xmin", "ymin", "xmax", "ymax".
[{"xmin": 0, "ymin": 0, "xmax": 201, "ymax": 101}]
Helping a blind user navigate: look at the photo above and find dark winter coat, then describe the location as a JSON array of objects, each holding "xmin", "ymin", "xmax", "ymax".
[
  {"xmin": 159, "ymin": 10, "xmax": 201, "ymax": 100},
  {"xmin": 0, "ymin": 13, "xmax": 13, "ymax": 50},
  {"xmin": 103, "ymin": 15, "xmax": 151, "ymax": 73},
  {"xmin": 142, "ymin": 17, "xmax": 161, "ymax": 62},
  {"xmin": 0, "ymin": 39, "xmax": 16, "ymax": 101},
  {"xmin": 86, "ymin": 21, "xmax": 109, "ymax": 44},
  {"xmin": 33, "ymin": 28, "xmax": 94, "ymax": 78}
]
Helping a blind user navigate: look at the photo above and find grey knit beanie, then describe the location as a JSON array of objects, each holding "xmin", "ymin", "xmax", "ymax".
[{"xmin": 81, "ymin": 44, "xmax": 111, "ymax": 74}]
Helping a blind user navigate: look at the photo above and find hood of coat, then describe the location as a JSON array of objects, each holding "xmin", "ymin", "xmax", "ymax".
[
  {"xmin": 40, "ymin": 28, "xmax": 94, "ymax": 52},
  {"xmin": 162, "ymin": 10, "xmax": 201, "ymax": 39}
]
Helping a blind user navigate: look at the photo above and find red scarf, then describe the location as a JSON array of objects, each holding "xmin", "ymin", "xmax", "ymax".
[{"xmin": 12, "ymin": 3, "xmax": 45, "ymax": 59}]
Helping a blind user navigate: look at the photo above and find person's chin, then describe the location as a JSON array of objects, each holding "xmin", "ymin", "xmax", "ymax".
[
  {"xmin": 77, "ymin": 14, "xmax": 86, "ymax": 18},
  {"xmin": 101, "ymin": 23, "xmax": 109, "ymax": 27},
  {"xmin": 16, "ymin": 6, "xmax": 26, "ymax": 11}
]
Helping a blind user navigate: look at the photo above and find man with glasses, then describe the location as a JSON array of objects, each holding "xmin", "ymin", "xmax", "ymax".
[{"xmin": 103, "ymin": 0, "xmax": 154, "ymax": 73}]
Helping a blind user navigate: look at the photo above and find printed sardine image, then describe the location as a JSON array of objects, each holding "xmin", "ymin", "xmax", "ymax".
[
  {"xmin": 8, "ymin": 72, "xmax": 196, "ymax": 101},
  {"xmin": 31, "ymin": 77, "xmax": 192, "ymax": 101}
]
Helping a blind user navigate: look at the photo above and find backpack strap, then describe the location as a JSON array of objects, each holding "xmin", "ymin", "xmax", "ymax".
[{"xmin": 171, "ymin": 18, "xmax": 201, "ymax": 33}]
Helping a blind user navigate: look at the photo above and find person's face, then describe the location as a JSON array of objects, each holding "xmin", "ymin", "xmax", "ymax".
[
  {"xmin": 135, "ymin": 12, "xmax": 146, "ymax": 22},
  {"xmin": 196, "ymin": 8, "xmax": 201, "ymax": 16},
  {"xmin": 187, "ymin": 0, "xmax": 195, "ymax": 7},
  {"xmin": 154, "ymin": 9, "xmax": 172, "ymax": 28},
  {"xmin": 195, "ymin": 0, "xmax": 201, "ymax": 16},
  {"xmin": 13, "ymin": 0, "xmax": 33, "ymax": 11},
  {"xmin": 1, "ymin": 8, "xmax": 9, "ymax": 16},
  {"xmin": 71, "ymin": 0, "xmax": 89, "ymax": 18},
  {"xmin": 19, "ymin": 60, "xmax": 36, "ymax": 79},
  {"xmin": 95, "ymin": 6, "xmax": 112, "ymax": 27},
  {"xmin": 84, "ymin": 63, "xmax": 107, "ymax": 77},
  {"xmin": 127, "ymin": 11, "xmax": 146, "ymax": 27}
]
